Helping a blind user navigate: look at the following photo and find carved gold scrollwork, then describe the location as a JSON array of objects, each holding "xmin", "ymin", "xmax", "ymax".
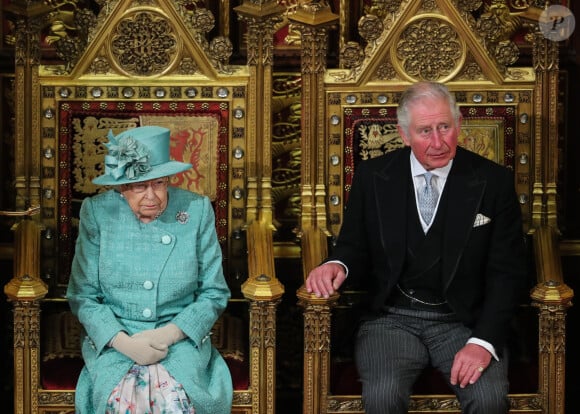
[
  {"xmin": 87, "ymin": 55, "xmax": 111, "ymax": 74},
  {"xmin": 187, "ymin": 7, "xmax": 215, "ymax": 35},
  {"xmin": 110, "ymin": 11, "xmax": 178, "ymax": 76},
  {"xmin": 232, "ymin": 390, "xmax": 252, "ymax": 406},
  {"xmin": 374, "ymin": 61, "xmax": 398, "ymax": 81},
  {"xmin": 178, "ymin": 57, "xmax": 198, "ymax": 75},
  {"xmin": 209, "ymin": 36, "xmax": 234, "ymax": 74},
  {"xmin": 12, "ymin": 301, "xmax": 42, "ymax": 349},
  {"xmin": 13, "ymin": 17, "xmax": 43, "ymax": 67},
  {"xmin": 300, "ymin": 301, "xmax": 334, "ymax": 353},
  {"xmin": 287, "ymin": 23, "xmax": 330, "ymax": 75},
  {"xmin": 408, "ymin": 397, "xmax": 461, "ymax": 411},
  {"xmin": 327, "ymin": 398, "xmax": 365, "ymax": 412},
  {"xmin": 364, "ymin": 0, "xmax": 402, "ymax": 17},
  {"xmin": 475, "ymin": 1, "xmax": 521, "ymax": 66},
  {"xmin": 394, "ymin": 17, "xmax": 465, "ymax": 82},
  {"xmin": 421, "ymin": 0, "xmax": 437, "ymax": 12},
  {"xmin": 537, "ymin": 305, "xmax": 567, "ymax": 353},
  {"xmin": 357, "ymin": 14, "xmax": 383, "ymax": 53},
  {"xmin": 334, "ymin": 41, "xmax": 364, "ymax": 80},
  {"xmin": 457, "ymin": 0, "xmax": 484, "ymax": 12},
  {"xmin": 38, "ymin": 390, "xmax": 75, "ymax": 406},
  {"xmin": 457, "ymin": 56, "xmax": 485, "ymax": 81},
  {"xmin": 238, "ymin": 17, "xmax": 282, "ymax": 67},
  {"xmin": 249, "ymin": 300, "xmax": 280, "ymax": 349},
  {"xmin": 43, "ymin": 0, "xmax": 98, "ymax": 71}
]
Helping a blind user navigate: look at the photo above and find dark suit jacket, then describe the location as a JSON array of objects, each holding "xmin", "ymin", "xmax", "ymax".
[{"xmin": 329, "ymin": 146, "xmax": 527, "ymax": 352}]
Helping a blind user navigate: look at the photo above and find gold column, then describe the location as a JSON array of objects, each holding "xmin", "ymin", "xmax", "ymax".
[
  {"xmin": 4, "ymin": 2, "xmax": 50, "ymax": 210},
  {"xmin": 291, "ymin": 4, "xmax": 339, "ymax": 414},
  {"xmin": 290, "ymin": 3, "xmax": 338, "ymax": 277},
  {"xmin": 4, "ymin": 209, "xmax": 47, "ymax": 414},
  {"xmin": 234, "ymin": 5, "xmax": 286, "ymax": 414},
  {"xmin": 531, "ymin": 225, "xmax": 573, "ymax": 414},
  {"xmin": 297, "ymin": 290, "xmax": 339, "ymax": 414},
  {"xmin": 532, "ymin": 32, "xmax": 560, "ymax": 229},
  {"xmin": 235, "ymin": 1, "xmax": 285, "ymax": 226}
]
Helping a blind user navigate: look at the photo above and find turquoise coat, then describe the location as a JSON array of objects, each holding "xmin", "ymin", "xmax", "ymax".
[{"xmin": 66, "ymin": 187, "xmax": 233, "ymax": 414}]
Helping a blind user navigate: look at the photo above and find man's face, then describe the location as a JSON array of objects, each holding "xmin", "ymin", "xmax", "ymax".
[{"xmin": 397, "ymin": 97, "xmax": 461, "ymax": 170}]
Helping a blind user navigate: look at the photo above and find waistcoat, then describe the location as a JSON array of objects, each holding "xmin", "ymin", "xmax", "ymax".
[{"xmin": 396, "ymin": 177, "xmax": 448, "ymax": 303}]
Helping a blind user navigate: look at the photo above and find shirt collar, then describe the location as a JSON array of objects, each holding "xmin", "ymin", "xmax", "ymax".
[{"xmin": 410, "ymin": 151, "xmax": 453, "ymax": 179}]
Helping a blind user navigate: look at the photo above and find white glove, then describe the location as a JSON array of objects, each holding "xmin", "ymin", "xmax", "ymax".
[
  {"xmin": 110, "ymin": 331, "xmax": 168, "ymax": 365},
  {"xmin": 132, "ymin": 323, "xmax": 186, "ymax": 348}
]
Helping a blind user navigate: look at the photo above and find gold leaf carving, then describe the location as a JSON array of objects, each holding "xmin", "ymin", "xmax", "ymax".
[
  {"xmin": 71, "ymin": 116, "xmax": 140, "ymax": 195},
  {"xmin": 110, "ymin": 11, "xmax": 178, "ymax": 76},
  {"xmin": 395, "ymin": 18, "xmax": 464, "ymax": 81}
]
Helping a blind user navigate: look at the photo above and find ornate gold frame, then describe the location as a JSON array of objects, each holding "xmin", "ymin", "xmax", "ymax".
[
  {"xmin": 293, "ymin": 1, "xmax": 573, "ymax": 413},
  {"xmin": 4, "ymin": 1, "xmax": 286, "ymax": 414},
  {"xmin": 1, "ymin": 1, "xmax": 575, "ymax": 414}
]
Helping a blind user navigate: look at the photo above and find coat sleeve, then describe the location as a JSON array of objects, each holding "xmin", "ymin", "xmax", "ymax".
[
  {"xmin": 66, "ymin": 197, "xmax": 128, "ymax": 354},
  {"xmin": 171, "ymin": 196, "xmax": 231, "ymax": 347},
  {"xmin": 328, "ymin": 160, "xmax": 374, "ymax": 284}
]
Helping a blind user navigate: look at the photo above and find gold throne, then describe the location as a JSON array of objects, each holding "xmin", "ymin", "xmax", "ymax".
[
  {"xmin": 293, "ymin": 2, "xmax": 573, "ymax": 413},
  {"xmin": 3, "ymin": 1, "xmax": 285, "ymax": 414}
]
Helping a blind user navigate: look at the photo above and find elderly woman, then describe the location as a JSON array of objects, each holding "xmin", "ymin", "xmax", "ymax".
[{"xmin": 66, "ymin": 126, "xmax": 233, "ymax": 414}]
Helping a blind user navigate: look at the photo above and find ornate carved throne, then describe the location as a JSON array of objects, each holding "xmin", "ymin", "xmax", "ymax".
[
  {"xmin": 293, "ymin": 1, "xmax": 573, "ymax": 413},
  {"xmin": 3, "ymin": 1, "xmax": 285, "ymax": 414}
]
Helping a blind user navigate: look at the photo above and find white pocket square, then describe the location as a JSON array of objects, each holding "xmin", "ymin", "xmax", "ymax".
[{"xmin": 473, "ymin": 213, "xmax": 491, "ymax": 227}]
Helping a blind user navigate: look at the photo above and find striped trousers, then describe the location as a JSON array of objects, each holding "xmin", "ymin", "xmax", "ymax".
[{"xmin": 354, "ymin": 307, "xmax": 509, "ymax": 414}]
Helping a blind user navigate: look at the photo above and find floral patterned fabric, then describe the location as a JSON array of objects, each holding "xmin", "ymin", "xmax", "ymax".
[{"xmin": 106, "ymin": 363, "xmax": 195, "ymax": 414}]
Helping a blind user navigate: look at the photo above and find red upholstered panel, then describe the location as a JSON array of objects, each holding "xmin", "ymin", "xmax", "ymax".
[
  {"xmin": 57, "ymin": 100, "xmax": 230, "ymax": 286},
  {"xmin": 41, "ymin": 357, "xmax": 84, "ymax": 390}
]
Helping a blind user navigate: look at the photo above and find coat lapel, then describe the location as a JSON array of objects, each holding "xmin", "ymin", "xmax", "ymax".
[
  {"xmin": 441, "ymin": 149, "xmax": 486, "ymax": 291},
  {"xmin": 373, "ymin": 148, "xmax": 410, "ymax": 280}
]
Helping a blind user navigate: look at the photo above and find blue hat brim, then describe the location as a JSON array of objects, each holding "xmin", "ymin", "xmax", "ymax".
[{"xmin": 92, "ymin": 160, "xmax": 193, "ymax": 186}]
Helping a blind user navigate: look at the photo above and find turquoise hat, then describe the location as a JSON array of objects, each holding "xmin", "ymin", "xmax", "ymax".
[{"xmin": 92, "ymin": 126, "xmax": 192, "ymax": 186}]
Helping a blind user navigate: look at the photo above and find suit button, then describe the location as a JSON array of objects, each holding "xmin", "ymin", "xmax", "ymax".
[
  {"xmin": 142, "ymin": 308, "xmax": 152, "ymax": 318},
  {"xmin": 161, "ymin": 235, "xmax": 172, "ymax": 244},
  {"xmin": 143, "ymin": 280, "xmax": 153, "ymax": 290}
]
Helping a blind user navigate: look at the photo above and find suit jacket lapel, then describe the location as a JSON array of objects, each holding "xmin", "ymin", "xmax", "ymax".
[
  {"xmin": 441, "ymin": 149, "xmax": 486, "ymax": 291},
  {"xmin": 373, "ymin": 148, "xmax": 410, "ymax": 281}
]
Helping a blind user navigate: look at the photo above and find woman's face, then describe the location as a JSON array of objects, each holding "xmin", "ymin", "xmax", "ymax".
[{"xmin": 120, "ymin": 177, "xmax": 169, "ymax": 223}]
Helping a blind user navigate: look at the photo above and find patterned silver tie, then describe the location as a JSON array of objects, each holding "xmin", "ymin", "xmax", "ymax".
[{"xmin": 418, "ymin": 172, "xmax": 438, "ymax": 224}]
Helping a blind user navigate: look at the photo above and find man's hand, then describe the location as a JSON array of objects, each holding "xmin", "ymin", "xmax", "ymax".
[
  {"xmin": 133, "ymin": 323, "xmax": 186, "ymax": 348},
  {"xmin": 305, "ymin": 262, "xmax": 347, "ymax": 298},
  {"xmin": 450, "ymin": 343, "xmax": 492, "ymax": 388},
  {"xmin": 111, "ymin": 331, "xmax": 168, "ymax": 365}
]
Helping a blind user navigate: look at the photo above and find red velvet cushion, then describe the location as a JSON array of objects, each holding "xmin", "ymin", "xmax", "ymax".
[
  {"xmin": 225, "ymin": 357, "xmax": 250, "ymax": 390},
  {"xmin": 41, "ymin": 357, "xmax": 84, "ymax": 390}
]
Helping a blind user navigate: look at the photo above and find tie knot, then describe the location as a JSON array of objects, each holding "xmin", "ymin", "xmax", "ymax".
[{"xmin": 423, "ymin": 172, "xmax": 434, "ymax": 187}]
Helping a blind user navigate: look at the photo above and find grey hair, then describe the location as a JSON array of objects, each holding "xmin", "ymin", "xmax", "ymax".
[{"xmin": 396, "ymin": 82, "xmax": 461, "ymax": 136}]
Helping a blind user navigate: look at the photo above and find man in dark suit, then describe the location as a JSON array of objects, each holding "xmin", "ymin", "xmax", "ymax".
[{"xmin": 306, "ymin": 81, "xmax": 527, "ymax": 414}]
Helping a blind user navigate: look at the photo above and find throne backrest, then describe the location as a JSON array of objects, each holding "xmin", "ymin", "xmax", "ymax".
[
  {"xmin": 326, "ymin": 90, "xmax": 532, "ymax": 240},
  {"xmin": 36, "ymin": 2, "xmax": 250, "ymax": 296},
  {"xmin": 9, "ymin": 2, "xmax": 266, "ymax": 413},
  {"xmin": 297, "ymin": 2, "xmax": 562, "ymax": 413}
]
